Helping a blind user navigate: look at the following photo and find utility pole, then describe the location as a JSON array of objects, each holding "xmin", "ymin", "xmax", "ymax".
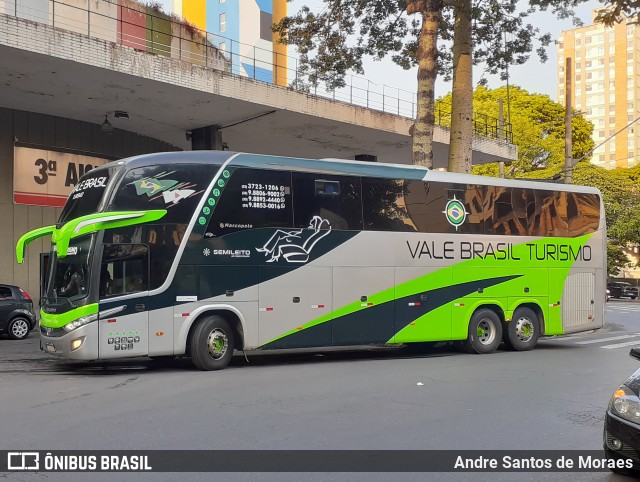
[
  {"xmin": 564, "ymin": 57, "xmax": 573, "ymax": 184},
  {"xmin": 498, "ymin": 99, "xmax": 505, "ymax": 178}
]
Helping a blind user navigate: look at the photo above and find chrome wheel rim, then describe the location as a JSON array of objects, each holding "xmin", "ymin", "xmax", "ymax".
[
  {"xmin": 476, "ymin": 319, "xmax": 496, "ymax": 345},
  {"xmin": 206, "ymin": 329, "xmax": 229, "ymax": 360},
  {"xmin": 515, "ymin": 317, "xmax": 534, "ymax": 343},
  {"xmin": 11, "ymin": 319, "xmax": 29, "ymax": 339}
]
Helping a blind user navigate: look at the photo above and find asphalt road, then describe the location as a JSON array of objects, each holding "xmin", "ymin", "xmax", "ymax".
[{"xmin": 1, "ymin": 300, "xmax": 640, "ymax": 482}]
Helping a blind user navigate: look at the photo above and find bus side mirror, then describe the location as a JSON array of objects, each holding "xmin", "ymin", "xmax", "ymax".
[
  {"xmin": 16, "ymin": 225, "xmax": 56, "ymax": 264},
  {"xmin": 630, "ymin": 348, "xmax": 640, "ymax": 362}
]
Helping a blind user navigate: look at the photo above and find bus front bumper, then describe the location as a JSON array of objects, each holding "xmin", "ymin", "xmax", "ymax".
[{"xmin": 40, "ymin": 322, "xmax": 99, "ymax": 360}]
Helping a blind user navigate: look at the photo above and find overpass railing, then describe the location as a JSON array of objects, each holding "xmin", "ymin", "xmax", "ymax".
[{"xmin": 0, "ymin": 0, "xmax": 513, "ymax": 143}]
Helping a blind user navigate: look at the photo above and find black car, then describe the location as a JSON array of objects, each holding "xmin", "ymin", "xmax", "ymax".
[
  {"xmin": 604, "ymin": 347, "xmax": 640, "ymax": 477},
  {"xmin": 607, "ymin": 282, "xmax": 639, "ymax": 300},
  {"xmin": 0, "ymin": 284, "xmax": 37, "ymax": 340}
]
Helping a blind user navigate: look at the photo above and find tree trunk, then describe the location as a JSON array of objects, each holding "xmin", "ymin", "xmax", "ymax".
[
  {"xmin": 448, "ymin": 0, "xmax": 473, "ymax": 173},
  {"xmin": 408, "ymin": 0, "xmax": 442, "ymax": 168}
]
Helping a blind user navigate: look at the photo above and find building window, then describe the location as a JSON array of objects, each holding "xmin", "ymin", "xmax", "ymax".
[
  {"xmin": 219, "ymin": 13, "xmax": 226, "ymax": 33},
  {"xmin": 628, "ymin": 52, "xmax": 634, "ymax": 60},
  {"xmin": 599, "ymin": 130, "xmax": 605, "ymax": 138},
  {"xmin": 576, "ymin": 87, "xmax": 582, "ymax": 95},
  {"xmin": 586, "ymin": 60, "xmax": 592, "ymax": 68},
  {"xmin": 576, "ymin": 62, "xmax": 581, "ymax": 70},
  {"xmin": 576, "ymin": 73, "xmax": 581, "ymax": 81}
]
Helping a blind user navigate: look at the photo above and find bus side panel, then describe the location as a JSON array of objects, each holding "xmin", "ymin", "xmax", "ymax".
[
  {"xmin": 98, "ymin": 309, "xmax": 148, "ymax": 359},
  {"xmin": 331, "ymin": 267, "xmax": 395, "ymax": 345},
  {"xmin": 559, "ymin": 268, "xmax": 600, "ymax": 334},
  {"xmin": 393, "ymin": 267, "xmax": 452, "ymax": 343},
  {"xmin": 148, "ymin": 306, "xmax": 175, "ymax": 356},
  {"xmin": 258, "ymin": 265, "xmax": 332, "ymax": 348},
  {"xmin": 546, "ymin": 267, "xmax": 567, "ymax": 335}
]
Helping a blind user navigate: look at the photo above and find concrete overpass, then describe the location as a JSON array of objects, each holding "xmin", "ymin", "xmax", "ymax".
[{"xmin": 0, "ymin": 8, "xmax": 516, "ymax": 167}]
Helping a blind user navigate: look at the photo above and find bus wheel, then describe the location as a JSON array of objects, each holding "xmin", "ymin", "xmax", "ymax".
[
  {"xmin": 504, "ymin": 307, "xmax": 540, "ymax": 351},
  {"xmin": 464, "ymin": 309, "xmax": 502, "ymax": 354},
  {"xmin": 189, "ymin": 315, "xmax": 235, "ymax": 370}
]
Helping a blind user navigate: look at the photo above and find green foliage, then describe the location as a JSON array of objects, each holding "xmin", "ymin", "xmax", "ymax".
[
  {"xmin": 595, "ymin": 1, "xmax": 640, "ymax": 27},
  {"xmin": 273, "ymin": 0, "xmax": 588, "ymax": 90},
  {"xmin": 462, "ymin": 87, "xmax": 640, "ymax": 260},
  {"xmin": 573, "ymin": 163, "xmax": 640, "ymax": 246},
  {"xmin": 444, "ymin": 86, "xmax": 595, "ymax": 176},
  {"xmin": 607, "ymin": 243, "xmax": 633, "ymax": 277}
]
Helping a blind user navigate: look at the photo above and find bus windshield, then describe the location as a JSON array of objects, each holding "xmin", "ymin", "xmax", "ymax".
[
  {"xmin": 59, "ymin": 167, "xmax": 116, "ymax": 224},
  {"xmin": 46, "ymin": 234, "xmax": 95, "ymax": 304}
]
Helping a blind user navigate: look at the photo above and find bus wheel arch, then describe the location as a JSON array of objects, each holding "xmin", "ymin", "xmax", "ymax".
[
  {"xmin": 503, "ymin": 304, "xmax": 542, "ymax": 351},
  {"xmin": 187, "ymin": 310, "xmax": 244, "ymax": 370},
  {"xmin": 463, "ymin": 307, "xmax": 503, "ymax": 354}
]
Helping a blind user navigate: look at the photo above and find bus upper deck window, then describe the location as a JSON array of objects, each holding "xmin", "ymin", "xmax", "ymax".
[{"xmin": 315, "ymin": 180, "xmax": 340, "ymax": 196}]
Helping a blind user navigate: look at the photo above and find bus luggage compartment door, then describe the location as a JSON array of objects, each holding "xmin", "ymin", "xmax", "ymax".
[
  {"xmin": 258, "ymin": 266, "xmax": 332, "ymax": 348},
  {"xmin": 560, "ymin": 270, "xmax": 598, "ymax": 334},
  {"xmin": 98, "ymin": 302, "xmax": 148, "ymax": 359}
]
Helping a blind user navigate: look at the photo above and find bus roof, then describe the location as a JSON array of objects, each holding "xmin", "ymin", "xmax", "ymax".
[{"xmin": 111, "ymin": 151, "xmax": 601, "ymax": 195}]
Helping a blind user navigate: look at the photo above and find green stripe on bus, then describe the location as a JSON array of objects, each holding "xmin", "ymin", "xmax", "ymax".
[
  {"xmin": 40, "ymin": 303, "xmax": 99, "ymax": 329},
  {"xmin": 262, "ymin": 234, "xmax": 593, "ymax": 347}
]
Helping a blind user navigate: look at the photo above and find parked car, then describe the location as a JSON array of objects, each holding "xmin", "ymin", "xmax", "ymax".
[
  {"xmin": 604, "ymin": 347, "xmax": 640, "ymax": 477},
  {"xmin": 0, "ymin": 284, "xmax": 37, "ymax": 340},
  {"xmin": 606, "ymin": 288, "xmax": 611, "ymax": 302},
  {"xmin": 607, "ymin": 282, "xmax": 639, "ymax": 300}
]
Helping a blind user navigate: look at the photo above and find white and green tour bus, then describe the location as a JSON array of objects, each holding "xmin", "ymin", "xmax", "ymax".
[{"xmin": 16, "ymin": 151, "xmax": 606, "ymax": 370}]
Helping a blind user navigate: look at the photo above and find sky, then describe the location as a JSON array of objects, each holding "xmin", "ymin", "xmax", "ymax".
[
  {"xmin": 344, "ymin": 0, "xmax": 603, "ymax": 101},
  {"xmin": 158, "ymin": 0, "xmax": 603, "ymax": 101}
]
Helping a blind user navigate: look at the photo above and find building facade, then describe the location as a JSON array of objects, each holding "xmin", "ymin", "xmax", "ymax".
[
  {"xmin": 558, "ymin": 10, "xmax": 640, "ymax": 169},
  {"xmin": 169, "ymin": 0, "xmax": 288, "ymax": 86}
]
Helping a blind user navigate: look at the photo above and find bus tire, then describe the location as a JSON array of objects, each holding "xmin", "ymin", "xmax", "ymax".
[
  {"xmin": 464, "ymin": 309, "xmax": 502, "ymax": 354},
  {"xmin": 189, "ymin": 315, "xmax": 235, "ymax": 370},
  {"xmin": 504, "ymin": 307, "xmax": 539, "ymax": 351}
]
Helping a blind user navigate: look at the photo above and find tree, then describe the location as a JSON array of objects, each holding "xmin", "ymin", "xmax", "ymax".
[
  {"xmin": 438, "ymin": 86, "xmax": 594, "ymax": 177},
  {"xmin": 573, "ymin": 163, "xmax": 640, "ymax": 247},
  {"xmin": 273, "ymin": 0, "xmax": 590, "ymax": 172},
  {"xmin": 607, "ymin": 243, "xmax": 633, "ymax": 277},
  {"xmin": 595, "ymin": 1, "xmax": 640, "ymax": 26}
]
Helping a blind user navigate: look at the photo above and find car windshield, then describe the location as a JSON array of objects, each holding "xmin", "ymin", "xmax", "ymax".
[{"xmin": 45, "ymin": 234, "xmax": 95, "ymax": 304}]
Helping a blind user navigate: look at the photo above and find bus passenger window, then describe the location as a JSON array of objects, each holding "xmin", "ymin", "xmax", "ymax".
[
  {"xmin": 100, "ymin": 244, "xmax": 149, "ymax": 298},
  {"xmin": 293, "ymin": 173, "xmax": 362, "ymax": 230}
]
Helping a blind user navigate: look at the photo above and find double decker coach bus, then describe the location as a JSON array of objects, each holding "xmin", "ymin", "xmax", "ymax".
[{"xmin": 16, "ymin": 151, "xmax": 606, "ymax": 370}]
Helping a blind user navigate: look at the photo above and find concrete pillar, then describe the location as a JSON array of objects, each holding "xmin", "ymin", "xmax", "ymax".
[
  {"xmin": 191, "ymin": 125, "xmax": 223, "ymax": 150},
  {"xmin": 354, "ymin": 154, "xmax": 377, "ymax": 162}
]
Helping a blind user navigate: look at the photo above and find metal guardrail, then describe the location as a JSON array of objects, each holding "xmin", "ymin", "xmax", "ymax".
[{"xmin": 1, "ymin": 0, "xmax": 513, "ymax": 143}]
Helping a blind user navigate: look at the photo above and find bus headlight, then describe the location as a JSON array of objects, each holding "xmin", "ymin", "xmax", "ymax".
[
  {"xmin": 70, "ymin": 336, "xmax": 85, "ymax": 351},
  {"xmin": 63, "ymin": 313, "xmax": 98, "ymax": 333},
  {"xmin": 609, "ymin": 385, "xmax": 640, "ymax": 425}
]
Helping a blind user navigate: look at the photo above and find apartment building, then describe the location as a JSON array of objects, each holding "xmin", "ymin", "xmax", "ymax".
[{"xmin": 558, "ymin": 10, "xmax": 640, "ymax": 169}]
